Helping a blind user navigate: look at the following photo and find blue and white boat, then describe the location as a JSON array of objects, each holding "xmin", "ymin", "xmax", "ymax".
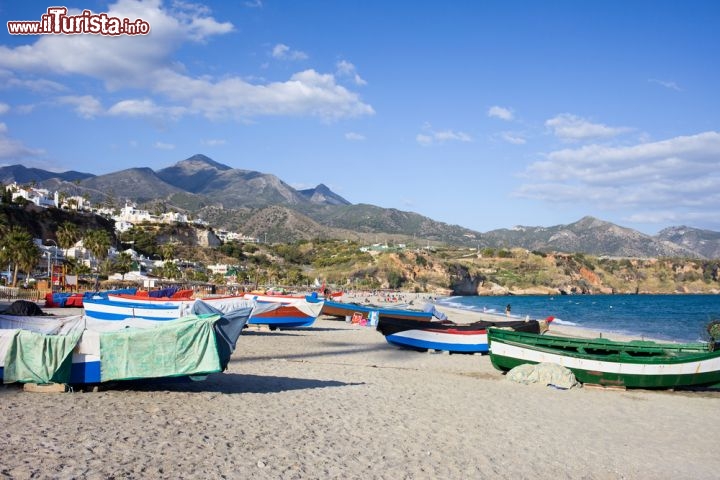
[
  {"xmin": 376, "ymin": 315, "xmax": 549, "ymax": 353},
  {"xmin": 82, "ymin": 293, "xmax": 256, "ymax": 321},
  {"xmin": 83, "ymin": 293, "xmax": 320, "ymax": 329}
]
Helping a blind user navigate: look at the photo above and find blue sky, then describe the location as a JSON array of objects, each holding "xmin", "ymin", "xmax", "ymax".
[{"xmin": 1, "ymin": 1, "xmax": 719, "ymax": 235}]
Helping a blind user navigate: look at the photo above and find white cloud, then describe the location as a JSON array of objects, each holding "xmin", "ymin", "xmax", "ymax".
[
  {"xmin": 499, "ymin": 132, "xmax": 526, "ymax": 145},
  {"xmin": 272, "ymin": 43, "xmax": 308, "ymax": 61},
  {"xmin": 417, "ymin": 124, "xmax": 472, "ymax": 146},
  {"xmin": 649, "ymin": 78, "xmax": 682, "ymax": 91},
  {"xmin": 202, "ymin": 138, "xmax": 226, "ymax": 146},
  {"xmin": 0, "ymin": 70, "xmax": 67, "ymax": 93},
  {"xmin": 488, "ymin": 106, "xmax": 513, "ymax": 121},
  {"xmin": 0, "ymin": 103, "xmax": 9, "ymax": 115},
  {"xmin": 545, "ymin": 113, "xmax": 632, "ymax": 141},
  {"xmin": 416, "ymin": 134, "xmax": 433, "ymax": 146},
  {"xmin": 154, "ymin": 141, "xmax": 175, "ymax": 150},
  {"xmin": 345, "ymin": 132, "xmax": 365, "ymax": 141},
  {"xmin": 0, "ymin": 0, "xmax": 233, "ymax": 90},
  {"xmin": 435, "ymin": 130, "xmax": 472, "ymax": 142},
  {"xmin": 336, "ymin": 60, "xmax": 367, "ymax": 86},
  {"xmin": 0, "ymin": 123, "xmax": 44, "ymax": 159},
  {"xmin": 516, "ymin": 131, "xmax": 720, "ymax": 226},
  {"xmin": 0, "ymin": 1, "xmax": 373, "ymax": 122},
  {"xmin": 107, "ymin": 98, "xmax": 186, "ymax": 120},
  {"xmin": 57, "ymin": 95, "xmax": 103, "ymax": 119},
  {"xmin": 153, "ymin": 68, "xmax": 374, "ymax": 120}
]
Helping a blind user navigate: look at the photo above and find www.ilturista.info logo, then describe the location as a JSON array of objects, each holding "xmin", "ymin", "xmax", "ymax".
[{"xmin": 7, "ymin": 7, "xmax": 151, "ymax": 36}]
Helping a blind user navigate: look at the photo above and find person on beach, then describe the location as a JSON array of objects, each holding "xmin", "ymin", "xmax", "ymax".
[{"xmin": 505, "ymin": 304, "xmax": 511, "ymax": 316}]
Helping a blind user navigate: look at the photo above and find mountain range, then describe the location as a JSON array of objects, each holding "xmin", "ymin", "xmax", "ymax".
[{"xmin": 2, "ymin": 154, "xmax": 719, "ymax": 259}]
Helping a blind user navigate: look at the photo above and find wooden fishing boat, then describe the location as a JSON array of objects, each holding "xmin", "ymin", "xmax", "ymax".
[
  {"xmin": 487, "ymin": 328, "xmax": 720, "ymax": 389},
  {"xmin": 376, "ymin": 315, "xmax": 548, "ymax": 353},
  {"xmin": 84, "ymin": 294, "xmax": 260, "ymax": 321},
  {"xmin": 84, "ymin": 292, "xmax": 322, "ymax": 329},
  {"xmin": 243, "ymin": 290, "xmax": 339, "ymax": 304},
  {"xmin": 321, "ymin": 299, "xmax": 434, "ymax": 321},
  {"xmin": 246, "ymin": 298, "xmax": 324, "ymax": 329}
]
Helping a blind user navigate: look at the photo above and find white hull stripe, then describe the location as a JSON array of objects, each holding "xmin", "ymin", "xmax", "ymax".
[
  {"xmin": 84, "ymin": 302, "xmax": 181, "ymax": 320},
  {"xmin": 491, "ymin": 342, "xmax": 720, "ymax": 376},
  {"xmin": 391, "ymin": 329, "xmax": 488, "ymax": 346}
]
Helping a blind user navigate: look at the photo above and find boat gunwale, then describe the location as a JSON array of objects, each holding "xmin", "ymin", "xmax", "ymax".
[{"xmin": 487, "ymin": 327, "xmax": 718, "ymax": 365}]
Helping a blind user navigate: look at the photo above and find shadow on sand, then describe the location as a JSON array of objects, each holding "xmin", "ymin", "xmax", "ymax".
[{"xmin": 79, "ymin": 373, "xmax": 364, "ymax": 394}]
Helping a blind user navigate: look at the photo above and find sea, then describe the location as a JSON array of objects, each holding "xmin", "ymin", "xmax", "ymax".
[{"xmin": 436, "ymin": 294, "xmax": 720, "ymax": 343}]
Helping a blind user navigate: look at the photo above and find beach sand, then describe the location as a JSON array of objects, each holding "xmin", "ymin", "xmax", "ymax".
[{"xmin": 1, "ymin": 296, "xmax": 720, "ymax": 479}]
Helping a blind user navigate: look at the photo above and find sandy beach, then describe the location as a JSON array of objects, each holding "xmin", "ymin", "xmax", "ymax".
[{"xmin": 2, "ymin": 296, "xmax": 720, "ymax": 479}]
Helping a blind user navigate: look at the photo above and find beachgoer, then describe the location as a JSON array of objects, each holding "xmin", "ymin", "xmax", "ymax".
[{"xmin": 505, "ymin": 304, "xmax": 511, "ymax": 316}]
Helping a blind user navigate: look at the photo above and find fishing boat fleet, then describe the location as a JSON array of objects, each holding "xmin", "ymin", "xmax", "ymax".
[
  {"xmin": 2, "ymin": 289, "xmax": 720, "ymax": 391},
  {"xmin": 0, "ymin": 287, "xmax": 326, "ymax": 386}
]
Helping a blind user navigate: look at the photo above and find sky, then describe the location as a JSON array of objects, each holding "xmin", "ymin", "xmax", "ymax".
[{"xmin": 1, "ymin": 1, "xmax": 719, "ymax": 236}]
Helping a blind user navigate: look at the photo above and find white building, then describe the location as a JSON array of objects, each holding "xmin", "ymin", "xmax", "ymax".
[
  {"xmin": 6, "ymin": 183, "xmax": 57, "ymax": 208},
  {"xmin": 216, "ymin": 230, "xmax": 259, "ymax": 243},
  {"xmin": 207, "ymin": 263, "xmax": 230, "ymax": 275},
  {"xmin": 117, "ymin": 203, "xmax": 155, "ymax": 223},
  {"xmin": 111, "ymin": 202, "xmax": 209, "ymax": 232}
]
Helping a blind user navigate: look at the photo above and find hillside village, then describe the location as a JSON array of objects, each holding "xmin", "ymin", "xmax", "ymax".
[
  {"xmin": 2, "ymin": 182, "xmax": 260, "ymax": 285},
  {"xmin": 1, "ymin": 182, "xmax": 401, "ymax": 289}
]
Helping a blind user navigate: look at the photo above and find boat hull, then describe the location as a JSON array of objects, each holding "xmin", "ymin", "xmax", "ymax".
[
  {"xmin": 386, "ymin": 328, "xmax": 489, "ymax": 353},
  {"xmin": 83, "ymin": 295, "xmax": 255, "ymax": 321},
  {"xmin": 246, "ymin": 301, "xmax": 323, "ymax": 328},
  {"xmin": 320, "ymin": 300, "xmax": 373, "ymax": 318},
  {"xmin": 378, "ymin": 317, "xmax": 542, "ymax": 353},
  {"xmin": 83, "ymin": 297, "xmax": 185, "ymax": 321},
  {"xmin": 488, "ymin": 328, "xmax": 720, "ymax": 389},
  {"xmin": 321, "ymin": 299, "xmax": 434, "ymax": 322}
]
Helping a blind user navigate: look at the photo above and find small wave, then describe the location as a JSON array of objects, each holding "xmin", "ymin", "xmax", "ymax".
[
  {"xmin": 435, "ymin": 299, "xmax": 500, "ymax": 314},
  {"xmin": 436, "ymin": 298, "xmax": 468, "ymax": 309},
  {"xmin": 551, "ymin": 318, "xmax": 577, "ymax": 326},
  {"xmin": 443, "ymin": 296, "xmax": 463, "ymax": 302}
]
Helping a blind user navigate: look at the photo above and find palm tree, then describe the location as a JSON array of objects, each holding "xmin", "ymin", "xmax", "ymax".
[
  {"xmin": 56, "ymin": 221, "xmax": 79, "ymax": 256},
  {"xmin": 160, "ymin": 242, "xmax": 175, "ymax": 261},
  {"xmin": 114, "ymin": 252, "xmax": 133, "ymax": 280},
  {"xmin": 0, "ymin": 227, "xmax": 37, "ymax": 286},
  {"xmin": 161, "ymin": 261, "xmax": 180, "ymax": 280},
  {"xmin": 17, "ymin": 241, "xmax": 40, "ymax": 286},
  {"xmin": 99, "ymin": 259, "xmax": 115, "ymax": 277},
  {"xmin": 83, "ymin": 229, "xmax": 111, "ymax": 270},
  {"xmin": 0, "ymin": 212, "xmax": 8, "ymax": 235}
]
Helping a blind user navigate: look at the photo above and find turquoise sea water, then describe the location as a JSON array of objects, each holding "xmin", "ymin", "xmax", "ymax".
[{"xmin": 436, "ymin": 294, "xmax": 720, "ymax": 343}]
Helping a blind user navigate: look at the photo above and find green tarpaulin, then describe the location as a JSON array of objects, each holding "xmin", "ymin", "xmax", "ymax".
[
  {"xmin": 3, "ymin": 329, "xmax": 82, "ymax": 384},
  {"xmin": 98, "ymin": 314, "xmax": 221, "ymax": 382}
]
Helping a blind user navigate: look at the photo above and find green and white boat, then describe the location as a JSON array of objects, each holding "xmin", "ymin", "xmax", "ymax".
[{"xmin": 487, "ymin": 328, "xmax": 720, "ymax": 389}]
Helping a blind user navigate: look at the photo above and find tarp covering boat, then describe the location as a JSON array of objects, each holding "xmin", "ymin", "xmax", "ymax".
[
  {"xmin": 2, "ymin": 324, "xmax": 83, "ymax": 384},
  {"xmin": 98, "ymin": 314, "xmax": 221, "ymax": 382},
  {"xmin": 1, "ymin": 307, "xmax": 251, "ymax": 384}
]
